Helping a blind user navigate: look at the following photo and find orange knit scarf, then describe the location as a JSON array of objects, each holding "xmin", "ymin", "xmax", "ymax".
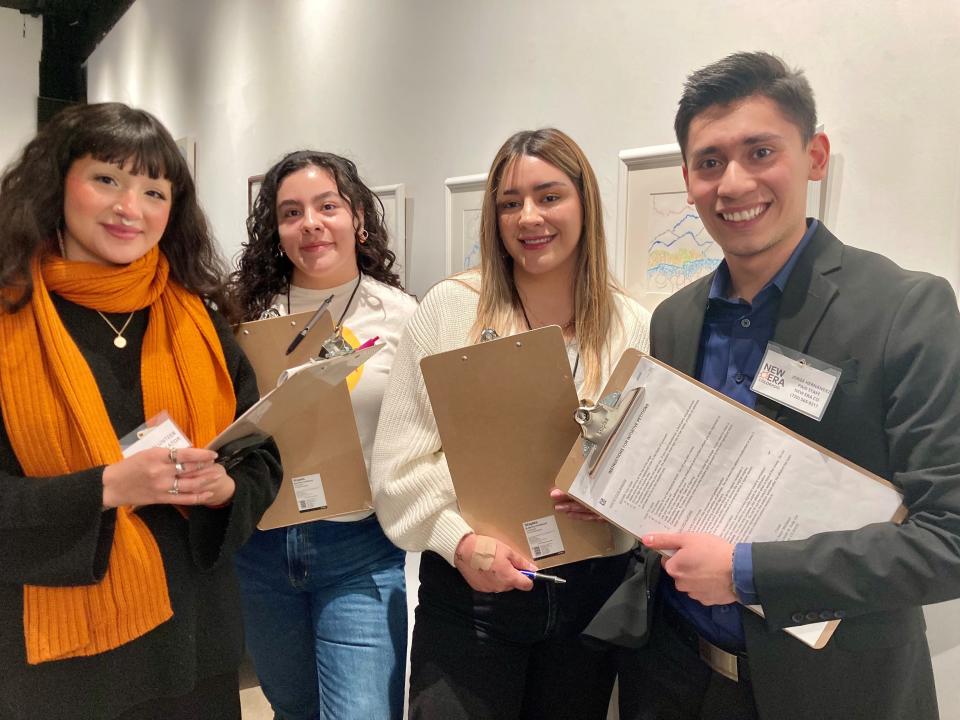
[{"xmin": 0, "ymin": 247, "xmax": 235, "ymax": 665}]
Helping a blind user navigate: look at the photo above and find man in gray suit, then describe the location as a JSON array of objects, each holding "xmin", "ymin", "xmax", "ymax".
[{"xmin": 622, "ymin": 52, "xmax": 960, "ymax": 719}]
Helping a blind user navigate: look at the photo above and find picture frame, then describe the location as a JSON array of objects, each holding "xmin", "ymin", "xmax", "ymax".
[
  {"xmin": 615, "ymin": 128, "xmax": 826, "ymax": 311},
  {"xmin": 371, "ymin": 183, "xmax": 407, "ymax": 286},
  {"xmin": 247, "ymin": 174, "xmax": 265, "ymax": 215},
  {"xmin": 444, "ymin": 173, "xmax": 487, "ymax": 276}
]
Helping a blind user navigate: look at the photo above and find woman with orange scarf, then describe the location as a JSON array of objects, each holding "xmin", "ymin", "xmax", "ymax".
[{"xmin": 0, "ymin": 103, "xmax": 281, "ymax": 719}]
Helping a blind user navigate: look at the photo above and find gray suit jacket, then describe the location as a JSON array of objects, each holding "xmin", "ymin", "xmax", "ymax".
[{"xmin": 649, "ymin": 223, "xmax": 960, "ymax": 720}]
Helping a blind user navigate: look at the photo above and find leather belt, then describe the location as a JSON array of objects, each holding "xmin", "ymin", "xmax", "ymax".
[
  {"xmin": 696, "ymin": 636, "xmax": 741, "ymax": 683},
  {"xmin": 660, "ymin": 601, "xmax": 746, "ymax": 683}
]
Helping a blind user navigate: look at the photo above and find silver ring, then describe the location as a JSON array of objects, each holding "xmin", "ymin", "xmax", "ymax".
[
  {"xmin": 168, "ymin": 475, "xmax": 180, "ymax": 495},
  {"xmin": 168, "ymin": 447, "xmax": 178, "ymax": 463},
  {"xmin": 175, "ymin": 461, "xmax": 185, "ymax": 475}
]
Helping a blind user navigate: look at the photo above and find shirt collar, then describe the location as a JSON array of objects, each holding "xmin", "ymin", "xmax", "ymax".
[{"xmin": 708, "ymin": 218, "xmax": 819, "ymax": 302}]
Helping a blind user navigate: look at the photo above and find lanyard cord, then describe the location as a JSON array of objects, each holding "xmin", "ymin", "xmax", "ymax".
[
  {"xmin": 287, "ymin": 271, "xmax": 363, "ymax": 332},
  {"xmin": 519, "ymin": 302, "xmax": 580, "ymax": 379}
]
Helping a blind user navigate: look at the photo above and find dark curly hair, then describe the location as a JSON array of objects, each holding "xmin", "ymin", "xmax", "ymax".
[
  {"xmin": 231, "ymin": 150, "xmax": 403, "ymax": 321},
  {"xmin": 0, "ymin": 102, "xmax": 239, "ymax": 321}
]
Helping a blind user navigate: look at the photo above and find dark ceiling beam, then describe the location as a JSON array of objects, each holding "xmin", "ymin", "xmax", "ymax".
[
  {"xmin": 0, "ymin": 1, "xmax": 45, "ymax": 11},
  {"xmin": 76, "ymin": 0, "xmax": 135, "ymax": 62},
  {"xmin": 0, "ymin": 0, "xmax": 135, "ymax": 122}
]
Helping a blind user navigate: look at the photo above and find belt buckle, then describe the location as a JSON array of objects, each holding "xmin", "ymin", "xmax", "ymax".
[{"xmin": 698, "ymin": 637, "xmax": 739, "ymax": 683}]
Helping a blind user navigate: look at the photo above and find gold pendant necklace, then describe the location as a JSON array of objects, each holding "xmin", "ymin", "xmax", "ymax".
[{"xmin": 96, "ymin": 310, "xmax": 136, "ymax": 349}]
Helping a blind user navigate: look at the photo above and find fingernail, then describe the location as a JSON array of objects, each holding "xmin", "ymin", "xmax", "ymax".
[{"xmin": 642, "ymin": 535, "xmax": 654, "ymax": 544}]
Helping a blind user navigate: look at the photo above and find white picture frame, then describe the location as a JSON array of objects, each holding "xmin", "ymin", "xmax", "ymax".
[
  {"xmin": 444, "ymin": 173, "xmax": 487, "ymax": 276},
  {"xmin": 615, "ymin": 127, "xmax": 826, "ymax": 311},
  {"xmin": 372, "ymin": 183, "xmax": 407, "ymax": 286}
]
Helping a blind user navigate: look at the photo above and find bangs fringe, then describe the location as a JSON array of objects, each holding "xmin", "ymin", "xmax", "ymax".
[{"xmin": 69, "ymin": 108, "xmax": 188, "ymax": 189}]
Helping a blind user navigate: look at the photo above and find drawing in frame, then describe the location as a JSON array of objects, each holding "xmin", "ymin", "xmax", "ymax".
[
  {"xmin": 444, "ymin": 173, "xmax": 487, "ymax": 276},
  {"xmin": 615, "ymin": 127, "xmax": 826, "ymax": 311},
  {"xmin": 371, "ymin": 184, "xmax": 407, "ymax": 286}
]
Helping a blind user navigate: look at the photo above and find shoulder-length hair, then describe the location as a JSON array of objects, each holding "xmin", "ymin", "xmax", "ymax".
[
  {"xmin": 471, "ymin": 127, "xmax": 619, "ymax": 398},
  {"xmin": 231, "ymin": 150, "xmax": 402, "ymax": 321},
  {"xmin": 0, "ymin": 102, "xmax": 237, "ymax": 320}
]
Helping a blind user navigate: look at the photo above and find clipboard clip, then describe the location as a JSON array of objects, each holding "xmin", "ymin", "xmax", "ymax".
[
  {"xmin": 575, "ymin": 386, "xmax": 645, "ymax": 475},
  {"xmin": 479, "ymin": 328, "xmax": 500, "ymax": 343},
  {"xmin": 318, "ymin": 329, "xmax": 354, "ymax": 359}
]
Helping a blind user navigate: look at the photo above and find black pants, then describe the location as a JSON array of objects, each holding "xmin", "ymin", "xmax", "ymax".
[
  {"xmin": 409, "ymin": 550, "xmax": 631, "ymax": 720},
  {"xmin": 619, "ymin": 599, "xmax": 758, "ymax": 720}
]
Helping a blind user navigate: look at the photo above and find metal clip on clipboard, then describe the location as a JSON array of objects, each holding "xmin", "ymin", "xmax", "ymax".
[{"xmin": 575, "ymin": 386, "xmax": 645, "ymax": 475}]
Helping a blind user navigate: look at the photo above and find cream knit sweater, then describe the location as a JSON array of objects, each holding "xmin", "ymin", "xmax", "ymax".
[{"xmin": 370, "ymin": 274, "xmax": 651, "ymax": 565}]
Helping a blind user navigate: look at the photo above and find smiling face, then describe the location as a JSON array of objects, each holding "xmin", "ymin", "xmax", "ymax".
[
  {"xmin": 61, "ymin": 156, "xmax": 172, "ymax": 266},
  {"xmin": 496, "ymin": 154, "xmax": 583, "ymax": 282},
  {"xmin": 682, "ymin": 94, "xmax": 828, "ymax": 269},
  {"xmin": 276, "ymin": 165, "xmax": 359, "ymax": 289}
]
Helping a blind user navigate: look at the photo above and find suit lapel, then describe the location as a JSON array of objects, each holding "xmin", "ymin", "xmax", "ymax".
[
  {"xmin": 656, "ymin": 225, "xmax": 843, "ymax": 419},
  {"xmin": 755, "ymin": 224, "xmax": 843, "ymax": 420},
  {"xmin": 667, "ymin": 279, "xmax": 710, "ymax": 376}
]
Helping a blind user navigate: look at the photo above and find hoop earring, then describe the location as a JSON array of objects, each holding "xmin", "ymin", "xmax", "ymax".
[
  {"xmin": 357, "ymin": 228, "xmax": 369, "ymax": 244},
  {"xmin": 56, "ymin": 226, "xmax": 67, "ymax": 258}
]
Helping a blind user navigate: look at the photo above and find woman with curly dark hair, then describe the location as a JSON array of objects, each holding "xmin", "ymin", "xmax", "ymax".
[
  {"xmin": 0, "ymin": 102, "xmax": 281, "ymax": 720},
  {"xmin": 231, "ymin": 150, "xmax": 416, "ymax": 720}
]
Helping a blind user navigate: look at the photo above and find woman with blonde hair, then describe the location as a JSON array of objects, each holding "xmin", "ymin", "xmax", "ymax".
[
  {"xmin": 371, "ymin": 127, "xmax": 651, "ymax": 718},
  {"xmin": 0, "ymin": 102, "xmax": 281, "ymax": 720}
]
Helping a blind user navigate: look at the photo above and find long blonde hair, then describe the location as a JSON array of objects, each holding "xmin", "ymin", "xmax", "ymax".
[{"xmin": 470, "ymin": 128, "xmax": 619, "ymax": 398}]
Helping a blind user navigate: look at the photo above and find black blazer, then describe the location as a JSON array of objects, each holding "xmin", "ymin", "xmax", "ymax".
[{"xmin": 649, "ymin": 223, "xmax": 960, "ymax": 720}]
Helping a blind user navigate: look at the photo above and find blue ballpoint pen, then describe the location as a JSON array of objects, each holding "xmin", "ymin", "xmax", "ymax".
[{"xmin": 520, "ymin": 570, "xmax": 566, "ymax": 584}]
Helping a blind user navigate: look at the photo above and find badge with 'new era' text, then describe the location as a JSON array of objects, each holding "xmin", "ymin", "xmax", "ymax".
[{"xmin": 751, "ymin": 342, "xmax": 842, "ymax": 421}]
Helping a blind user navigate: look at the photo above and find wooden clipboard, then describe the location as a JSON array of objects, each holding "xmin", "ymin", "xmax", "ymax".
[
  {"xmin": 236, "ymin": 309, "xmax": 335, "ymax": 395},
  {"xmin": 419, "ymin": 326, "xmax": 616, "ymax": 570},
  {"xmin": 233, "ymin": 311, "xmax": 372, "ymax": 528},
  {"xmin": 555, "ymin": 349, "xmax": 907, "ymax": 650}
]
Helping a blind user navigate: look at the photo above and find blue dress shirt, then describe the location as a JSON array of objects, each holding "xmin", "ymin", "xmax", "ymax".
[{"xmin": 660, "ymin": 219, "xmax": 818, "ymax": 652}]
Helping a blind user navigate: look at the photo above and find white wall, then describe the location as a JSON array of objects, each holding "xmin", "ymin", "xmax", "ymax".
[
  {"xmin": 0, "ymin": 8, "xmax": 40, "ymax": 171},
  {"xmin": 86, "ymin": 0, "xmax": 960, "ymax": 297},
  {"xmin": 87, "ymin": 1, "xmax": 960, "ymax": 716}
]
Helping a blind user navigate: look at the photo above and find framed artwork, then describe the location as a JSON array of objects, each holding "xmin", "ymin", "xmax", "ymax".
[
  {"xmin": 444, "ymin": 173, "xmax": 487, "ymax": 276},
  {"xmin": 615, "ymin": 129, "xmax": 826, "ymax": 311},
  {"xmin": 247, "ymin": 174, "xmax": 265, "ymax": 215},
  {"xmin": 175, "ymin": 136, "xmax": 196, "ymax": 178},
  {"xmin": 372, "ymin": 183, "xmax": 407, "ymax": 286}
]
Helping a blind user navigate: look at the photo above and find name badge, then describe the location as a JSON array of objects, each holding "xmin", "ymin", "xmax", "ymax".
[{"xmin": 750, "ymin": 342, "xmax": 842, "ymax": 421}]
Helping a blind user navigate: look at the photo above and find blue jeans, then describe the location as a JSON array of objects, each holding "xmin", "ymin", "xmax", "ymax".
[{"xmin": 234, "ymin": 514, "xmax": 407, "ymax": 720}]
